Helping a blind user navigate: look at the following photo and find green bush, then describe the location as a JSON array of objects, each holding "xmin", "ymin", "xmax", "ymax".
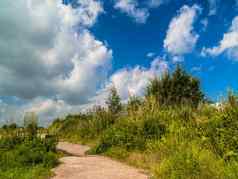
[
  {"xmin": 201, "ymin": 104, "xmax": 238, "ymax": 159},
  {"xmin": 0, "ymin": 134, "xmax": 58, "ymax": 179},
  {"xmin": 93, "ymin": 112, "xmax": 167, "ymax": 154},
  {"xmin": 94, "ymin": 118, "xmax": 146, "ymax": 153},
  {"xmin": 50, "ymin": 109, "xmax": 115, "ymax": 142}
]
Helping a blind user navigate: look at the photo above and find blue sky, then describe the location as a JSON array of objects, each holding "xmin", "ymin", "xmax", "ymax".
[
  {"xmin": 90, "ymin": 0, "xmax": 238, "ymax": 100},
  {"xmin": 0, "ymin": 0, "xmax": 238, "ymax": 124}
]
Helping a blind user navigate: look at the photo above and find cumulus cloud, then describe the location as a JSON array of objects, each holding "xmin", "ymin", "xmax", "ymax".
[
  {"xmin": 202, "ymin": 16, "xmax": 238, "ymax": 60},
  {"xmin": 114, "ymin": 0, "xmax": 149, "ymax": 23},
  {"xmin": 93, "ymin": 58, "xmax": 169, "ymax": 104},
  {"xmin": 113, "ymin": 0, "xmax": 170, "ymax": 23},
  {"xmin": 0, "ymin": 0, "xmax": 115, "ymax": 125},
  {"xmin": 0, "ymin": 97, "xmax": 77, "ymax": 126},
  {"xmin": 163, "ymin": 5, "xmax": 201, "ymax": 56},
  {"xmin": 0, "ymin": 101, "xmax": 24, "ymax": 126},
  {"xmin": 0, "ymin": 0, "xmax": 112, "ymax": 105},
  {"xmin": 0, "ymin": 57, "xmax": 169, "ymax": 126}
]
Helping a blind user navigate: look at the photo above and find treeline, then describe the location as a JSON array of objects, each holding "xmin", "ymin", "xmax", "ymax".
[{"xmin": 49, "ymin": 65, "xmax": 238, "ymax": 179}]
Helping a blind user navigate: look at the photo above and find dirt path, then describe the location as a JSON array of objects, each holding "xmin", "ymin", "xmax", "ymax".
[{"xmin": 52, "ymin": 142, "xmax": 149, "ymax": 179}]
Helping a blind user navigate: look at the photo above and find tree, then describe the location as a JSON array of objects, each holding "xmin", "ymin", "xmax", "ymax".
[
  {"xmin": 146, "ymin": 77, "xmax": 161, "ymax": 100},
  {"xmin": 24, "ymin": 112, "xmax": 38, "ymax": 138},
  {"xmin": 171, "ymin": 65, "xmax": 204, "ymax": 106},
  {"xmin": 8, "ymin": 123, "xmax": 17, "ymax": 130},
  {"xmin": 146, "ymin": 65, "xmax": 204, "ymax": 107},
  {"xmin": 106, "ymin": 86, "xmax": 122, "ymax": 114},
  {"xmin": 146, "ymin": 72, "xmax": 172, "ymax": 105}
]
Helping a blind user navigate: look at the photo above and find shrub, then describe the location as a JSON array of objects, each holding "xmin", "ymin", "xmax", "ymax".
[
  {"xmin": 94, "ymin": 112, "xmax": 167, "ymax": 154},
  {"xmin": 143, "ymin": 116, "xmax": 166, "ymax": 140},
  {"xmin": 146, "ymin": 65, "xmax": 204, "ymax": 107},
  {"xmin": 201, "ymin": 103, "xmax": 238, "ymax": 159},
  {"xmin": 0, "ymin": 133, "xmax": 58, "ymax": 179}
]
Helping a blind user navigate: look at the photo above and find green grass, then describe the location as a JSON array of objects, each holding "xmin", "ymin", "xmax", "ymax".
[
  {"xmin": 0, "ymin": 165, "xmax": 52, "ymax": 179},
  {"xmin": 0, "ymin": 129, "xmax": 58, "ymax": 179},
  {"xmin": 49, "ymin": 99, "xmax": 238, "ymax": 179}
]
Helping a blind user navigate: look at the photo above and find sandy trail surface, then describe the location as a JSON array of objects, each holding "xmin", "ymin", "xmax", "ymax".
[{"xmin": 52, "ymin": 142, "xmax": 149, "ymax": 179}]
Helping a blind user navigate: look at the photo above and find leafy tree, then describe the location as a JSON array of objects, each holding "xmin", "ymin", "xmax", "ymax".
[
  {"xmin": 146, "ymin": 65, "xmax": 204, "ymax": 107},
  {"xmin": 170, "ymin": 65, "xmax": 204, "ymax": 106},
  {"xmin": 8, "ymin": 123, "xmax": 18, "ymax": 130},
  {"xmin": 106, "ymin": 86, "xmax": 122, "ymax": 114},
  {"xmin": 146, "ymin": 72, "xmax": 172, "ymax": 105},
  {"xmin": 146, "ymin": 77, "xmax": 161, "ymax": 100}
]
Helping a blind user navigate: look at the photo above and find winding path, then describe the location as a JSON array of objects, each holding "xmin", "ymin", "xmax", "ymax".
[{"xmin": 52, "ymin": 142, "xmax": 149, "ymax": 179}]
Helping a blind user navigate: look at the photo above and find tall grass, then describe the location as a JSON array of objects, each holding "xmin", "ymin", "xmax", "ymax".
[{"xmin": 50, "ymin": 96, "xmax": 238, "ymax": 178}]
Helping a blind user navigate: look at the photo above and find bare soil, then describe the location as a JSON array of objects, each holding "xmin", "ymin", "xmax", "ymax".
[{"xmin": 52, "ymin": 142, "xmax": 149, "ymax": 179}]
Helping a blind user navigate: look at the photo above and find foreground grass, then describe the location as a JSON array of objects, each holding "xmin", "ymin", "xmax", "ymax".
[
  {"xmin": 0, "ymin": 165, "xmax": 52, "ymax": 179},
  {"xmin": 0, "ymin": 129, "xmax": 58, "ymax": 179}
]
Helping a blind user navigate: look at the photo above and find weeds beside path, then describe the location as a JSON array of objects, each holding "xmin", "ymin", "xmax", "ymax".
[{"xmin": 52, "ymin": 142, "xmax": 149, "ymax": 179}]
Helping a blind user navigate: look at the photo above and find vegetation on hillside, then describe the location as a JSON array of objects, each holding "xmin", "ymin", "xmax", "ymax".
[
  {"xmin": 49, "ymin": 65, "xmax": 238, "ymax": 179},
  {"xmin": 0, "ymin": 114, "xmax": 58, "ymax": 179}
]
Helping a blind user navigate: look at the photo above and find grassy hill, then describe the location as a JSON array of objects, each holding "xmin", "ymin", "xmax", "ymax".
[
  {"xmin": 49, "ymin": 66, "xmax": 238, "ymax": 179},
  {"xmin": 1, "ymin": 66, "xmax": 238, "ymax": 179}
]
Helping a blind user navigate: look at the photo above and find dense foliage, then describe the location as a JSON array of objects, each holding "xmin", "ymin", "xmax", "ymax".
[
  {"xmin": 146, "ymin": 65, "xmax": 204, "ymax": 107},
  {"xmin": 49, "ymin": 66, "xmax": 238, "ymax": 179},
  {"xmin": 0, "ymin": 119, "xmax": 58, "ymax": 179}
]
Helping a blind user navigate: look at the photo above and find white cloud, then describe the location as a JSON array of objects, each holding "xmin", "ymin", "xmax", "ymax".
[
  {"xmin": 191, "ymin": 66, "xmax": 202, "ymax": 72},
  {"xmin": 113, "ymin": 0, "xmax": 170, "ymax": 23},
  {"xmin": 201, "ymin": 18, "xmax": 209, "ymax": 31},
  {"xmin": 163, "ymin": 5, "xmax": 201, "ymax": 56},
  {"xmin": 147, "ymin": 0, "xmax": 164, "ymax": 8},
  {"xmin": 0, "ymin": 57, "xmax": 169, "ymax": 126},
  {"xmin": 114, "ymin": 0, "xmax": 149, "ymax": 23},
  {"xmin": 0, "ymin": 0, "xmax": 115, "ymax": 125},
  {"xmin": 202, "ymin": 16, "xmax": 238, "ymax": 60},
  {"xmin": 146, "ymin": 52, "xmax": 156, "ymax": 58},
  {"xmin": 172, "ymin": 56, "xmax": 184, "ymax": 63},
  {"xmin": 0, "ymin": 0, "xmax": 169, "ymax": 125},
  {"xmin": 208, "ymin": 0, "xmax": 218, "ymax": 16},
  {"xmin": 0, "ymin": 97, "xmax": 77, "ymax": 126},
  {"xmin": 93, "ymin": 58, "xmax": 169, "ymax": 103},
  {"xmin": 0, "ymin": 0, "xmax": 112, "ymax": 105},
  {"xmin": 147, "ymin": 0, "xmax": 171, "ymax": 8}
]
